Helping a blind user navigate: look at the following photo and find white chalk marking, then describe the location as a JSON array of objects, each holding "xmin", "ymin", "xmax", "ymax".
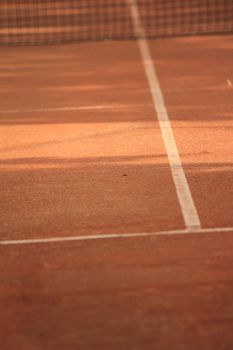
[
  {"xmin": 128, "ymin": 0, "xmax": 201, "ymax": 230},
  {"xmin": 1, "ymin": 227, "xmax": 233, "ymax": 246},
  {"xmin": 0, "ymin": 103, "xmax": 150, "ymax": 114}
]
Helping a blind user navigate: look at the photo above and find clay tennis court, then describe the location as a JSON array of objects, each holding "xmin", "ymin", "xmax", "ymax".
[{"xmin": 1, "ymin": 1, "xmax": 233, "ymax": 349}]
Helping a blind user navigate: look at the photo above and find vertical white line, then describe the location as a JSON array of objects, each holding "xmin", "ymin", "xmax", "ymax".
[{"xmin": 128, "ymin": 0, "xmax": 201, "ymax": 230}]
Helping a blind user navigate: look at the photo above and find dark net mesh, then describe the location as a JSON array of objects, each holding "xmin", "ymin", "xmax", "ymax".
[{"xmin": 1, "ymin": 0, "xmax": 233, "ymax": 46}]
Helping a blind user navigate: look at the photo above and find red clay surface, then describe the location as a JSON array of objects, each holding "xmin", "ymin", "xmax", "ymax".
[
  {"xmin": 1, "ymin": 232, "xmax": 233, "ymax": 350},
  {"xmin": 149, "ymin": 35, "xmax": 233, "ymax": 228},
  {"xmin": 0, "ymin": 35, "xmax": 233, "ymax": 349},
  {"xmin": 0, "ymin": 41, "xmax": 184, "ymax": 240}
]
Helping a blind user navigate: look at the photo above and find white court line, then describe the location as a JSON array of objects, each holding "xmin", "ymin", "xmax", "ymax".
[
  {"xmin": 0, "ymin": 103, "xmax": 151, "ymax": 114},
  {"xmin": 1, "ymin": 227, "xmax": 233, "ymax": 246},
  {"xmin": 128, "ymin": 0, "xmax": 201, "ymax": 230}
]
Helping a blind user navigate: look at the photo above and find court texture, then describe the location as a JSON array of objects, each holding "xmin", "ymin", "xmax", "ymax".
[{"xmin": 0, "ymin": 1, "xmax": 233, "ymax": 349}]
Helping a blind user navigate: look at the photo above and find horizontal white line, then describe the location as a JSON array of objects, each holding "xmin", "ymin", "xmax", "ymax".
[
  {"xmin": 0, "ymin": 104, "xmax": 151, "ymax": 114},
  {"xmin": 1, "ymin": 227, "xmax": 233, "ymax": 246}
]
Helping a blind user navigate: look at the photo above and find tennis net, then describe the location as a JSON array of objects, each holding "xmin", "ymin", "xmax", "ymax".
[{"xmin": 1, "ymin": 0, "xmax": 233, "ymax": 46}]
